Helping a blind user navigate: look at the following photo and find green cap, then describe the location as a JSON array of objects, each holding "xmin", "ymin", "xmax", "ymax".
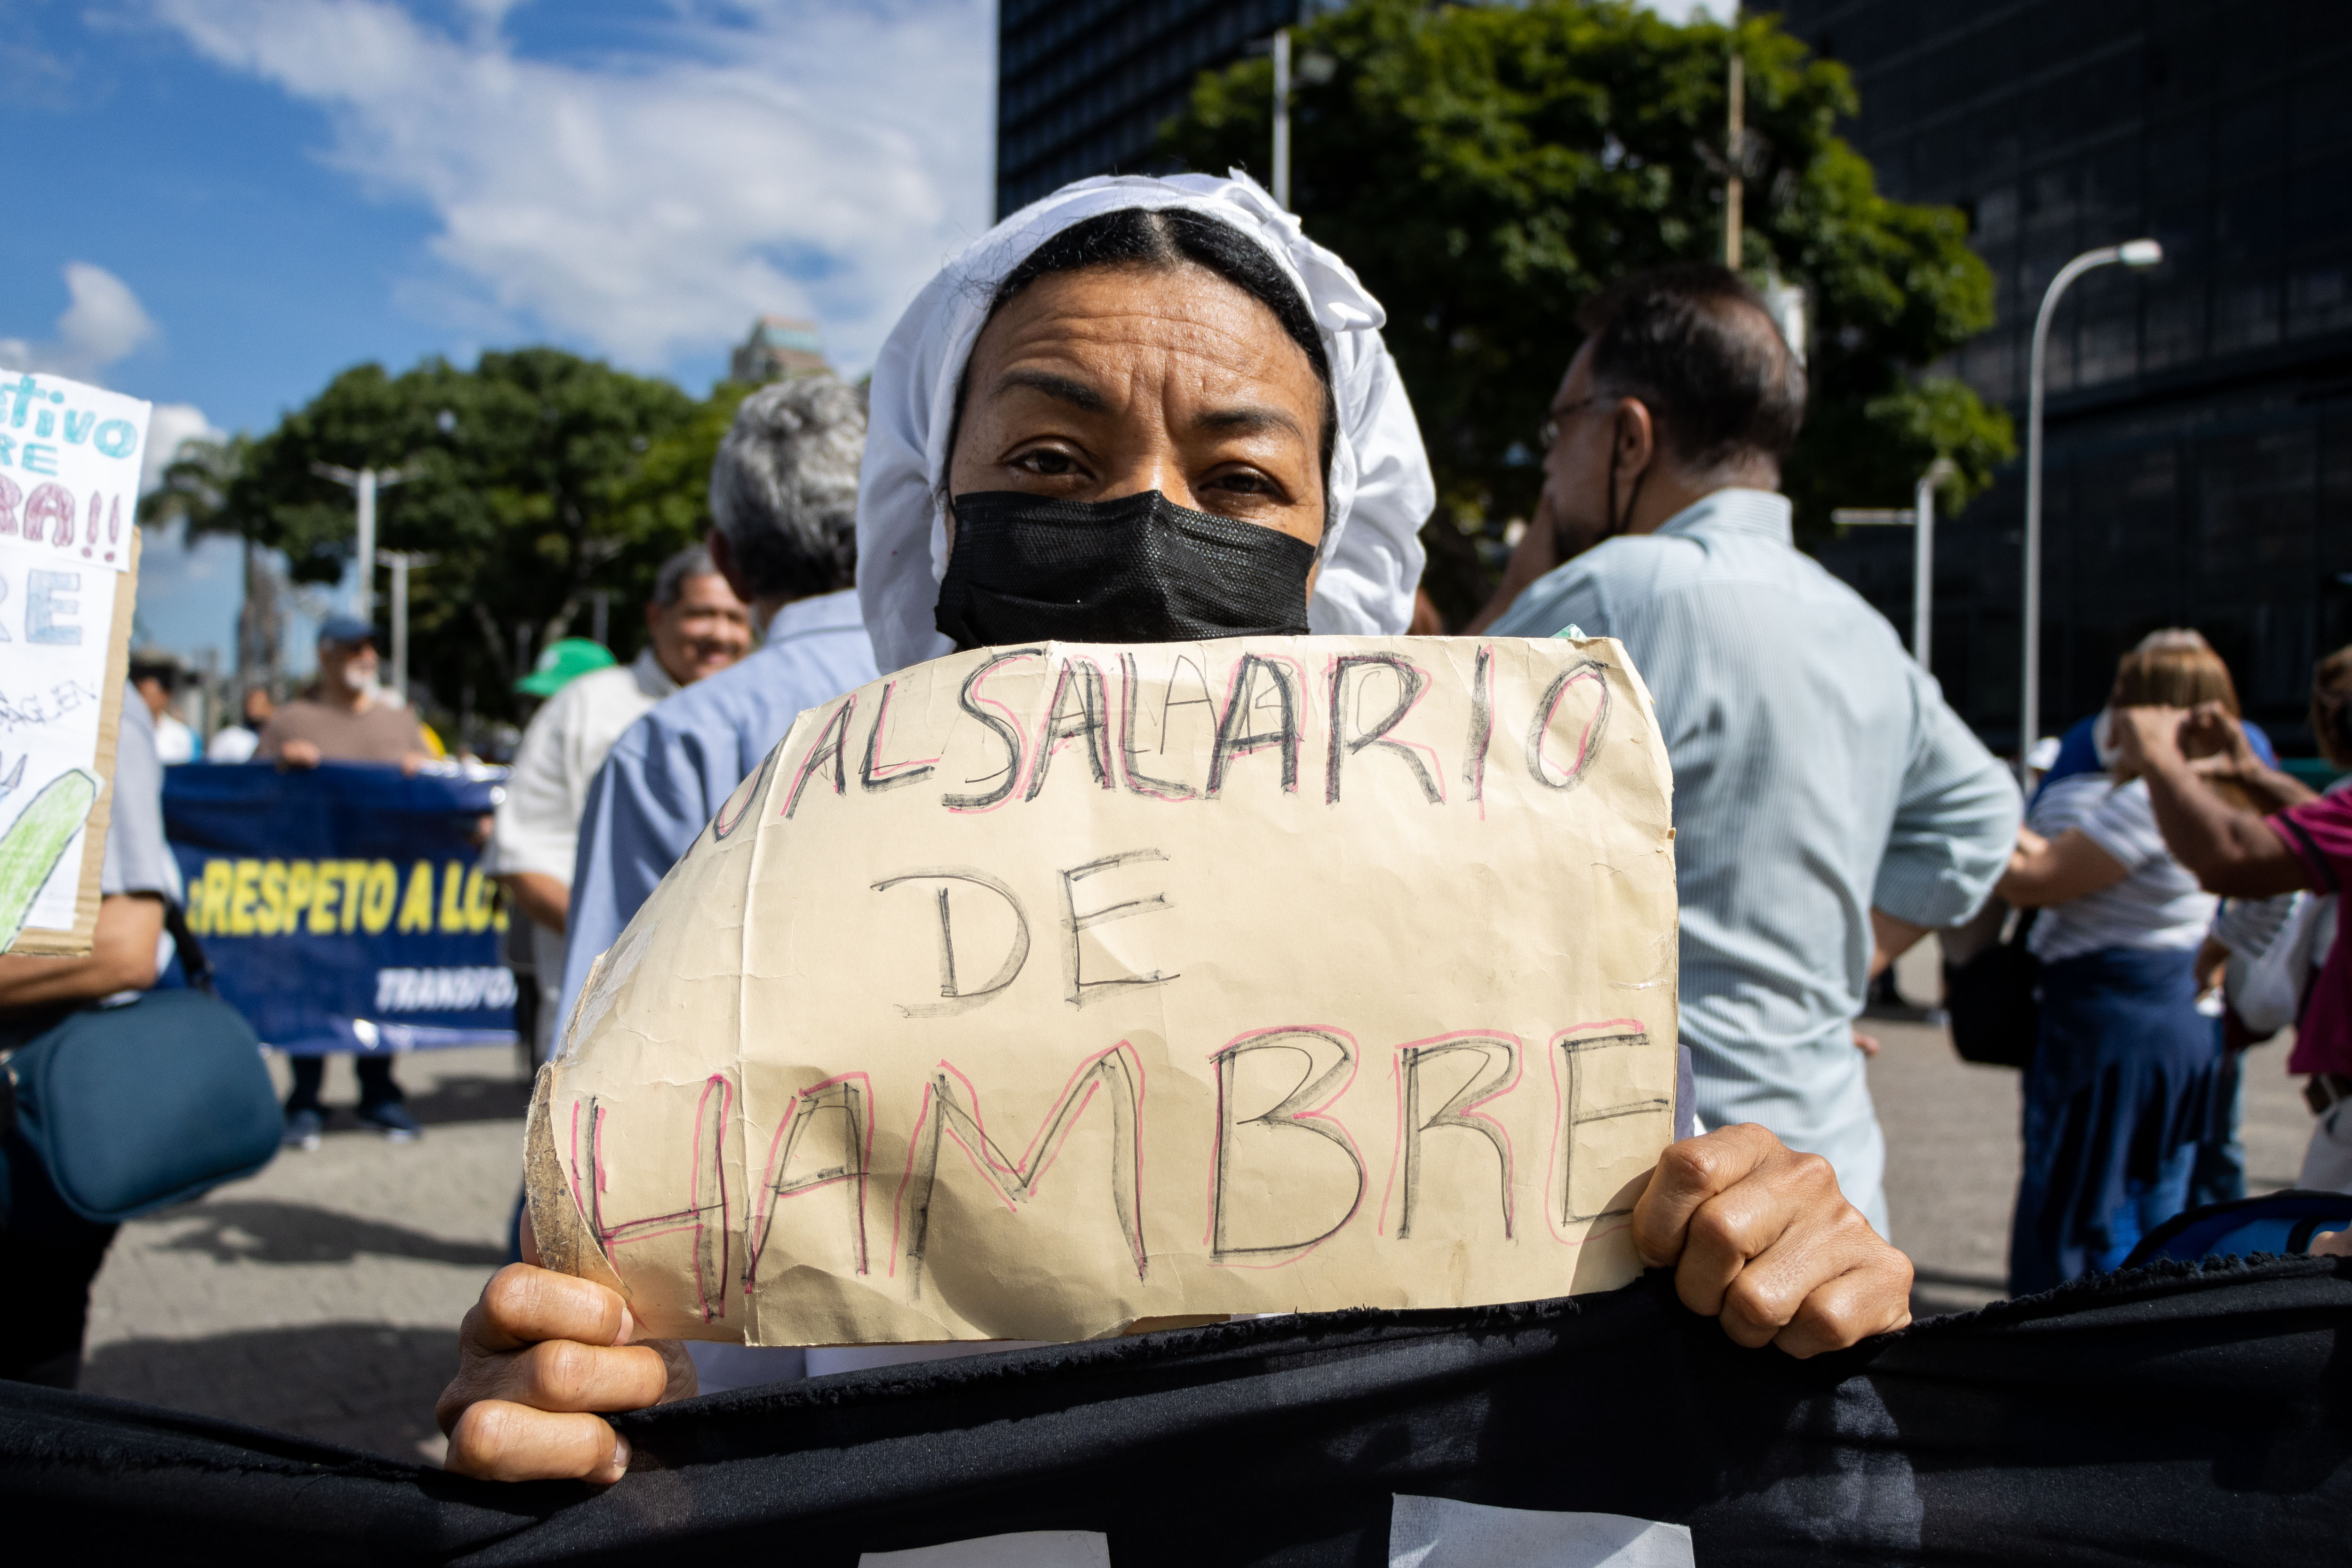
[{"xmin": 515, "ymin": 637, "xmax": 616, "ymax": 696}]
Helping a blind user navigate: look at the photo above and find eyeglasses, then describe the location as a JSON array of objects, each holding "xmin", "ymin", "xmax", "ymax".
[{"xmin": 1537, "ymin": 395, "xmax": 1606, "ymax": 453}]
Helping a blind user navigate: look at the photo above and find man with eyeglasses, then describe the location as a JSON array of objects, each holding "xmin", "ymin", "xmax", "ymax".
[{"xmin": 1468, "ymin": 263, "xmax": 2018, "ymax": 1239}]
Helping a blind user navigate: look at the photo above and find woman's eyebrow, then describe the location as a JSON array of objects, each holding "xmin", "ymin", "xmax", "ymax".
[
  {"xmin": 993, "ymin": 368, "xmax": 1110, "ymax": 412},
  {"xmin": 1194, "ymin": 404, "xmax": 1306, "ymax": 441}
]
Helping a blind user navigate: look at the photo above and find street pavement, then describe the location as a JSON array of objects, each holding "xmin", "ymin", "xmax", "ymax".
[
  {"xmin": 82, "ymin": 1047, "xmax": 528, "ymax": 1465},
  {"xmin": 79, "ymin": 982, "xmax": 2319, "ymax": 1464}
]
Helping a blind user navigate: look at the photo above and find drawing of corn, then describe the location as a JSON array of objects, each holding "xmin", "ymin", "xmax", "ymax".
[{"xmin": 0, "ymin": 769, "xmax": 99, "ymax": 949}]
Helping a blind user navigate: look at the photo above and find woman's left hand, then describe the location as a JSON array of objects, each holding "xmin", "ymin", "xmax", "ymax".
[{"xmin": 1632, "ymin": 1123, "xmax": 1913, "ymax": 1358}]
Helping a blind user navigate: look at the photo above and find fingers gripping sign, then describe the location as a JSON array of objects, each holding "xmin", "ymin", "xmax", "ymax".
[
  {"xmin": 437, "ymin": 1258, "xmax": 695, "ymax": 1484},
  {"xmin": 1630, "ymin": 1123, "xmax": 1913, "ymax": 1358}
]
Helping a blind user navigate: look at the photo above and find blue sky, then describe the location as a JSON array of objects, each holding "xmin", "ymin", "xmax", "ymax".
[{"xmin": 2, "ymin": 0, "xmax": 994, "ymax": 671}]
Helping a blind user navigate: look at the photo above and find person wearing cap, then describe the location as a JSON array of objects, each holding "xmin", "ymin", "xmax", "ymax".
[
  {"xmin": 128, "ymin": 648, "xmax": 198, "ymax": 764},
  {"xmin": 258, "ymin": 615, "xmax": 434, "ymax": 773},
  {"xmin": 489, "ymin": 548, "xmax": 753, "ymax": 1064},
  {"xmin": 261, "ymin": 614, "xmax": 437, "ymax": 1145}
]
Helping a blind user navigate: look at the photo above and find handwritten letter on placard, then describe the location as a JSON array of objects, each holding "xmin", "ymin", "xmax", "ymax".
[
  {"xmin": 0, "ymin": 371, "xmax": 146, "ymax": 955},
  {"xmin": 528, "ymin": 635, "xmax": 1678, "ymax": 1345}
]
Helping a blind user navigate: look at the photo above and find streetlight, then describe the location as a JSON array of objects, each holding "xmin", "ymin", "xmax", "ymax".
[
  {"xmin": 2019, "ymin": 238, "xmax": 2162, "ymax": 786},
  {"xmin": 1258, "ymin": 29, "xmax": 1332, "ymax": 210},
  {"xmin": 1272, "ymin": 27, "xmax": 1291, "ymax": 209},
  {"xmin": 376, "ymin": 549, "xmax": 437, "ymax": 707},
  {"xmin": 1831, "ymin": 454, "xmax": 1958, "ymax": 670},
  {"xmin": 310, "ymin": 462, "xmax": 413, "ymax": 625},
  {"xmin": 586, "ymin": 589, "xmax": 619, "ymax": 649}
]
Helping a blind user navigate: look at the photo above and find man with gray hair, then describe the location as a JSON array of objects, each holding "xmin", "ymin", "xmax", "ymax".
[
  {"xmin": 559, "ymin": 374, "xmax": 878, "ymax": 1037},
  {"xmin": 489, "ymin": 545, "xmax": 753, "ymax": 1065}
]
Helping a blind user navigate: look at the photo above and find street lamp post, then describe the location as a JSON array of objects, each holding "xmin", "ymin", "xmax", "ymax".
[
  {"xmin": 1913, "ymin": 455, "xmax": 1956, "ymax": 673},
  {"xmin": 376, "ymin": 549, "xmax": 436, "ymax": 707},
  {"xmin": 310, "ymin": 463, "xmax": 412, "ymax": 626},
  {"xmin": 1271, "ymin": 27, "xmax": 1292, "ymax": 208},
  {"xmin": 2020, "ymin": 238, "xmax": 2163, "ymax": 786},
  {"xmin": 1832, "ymin": 452, "xmax": 1955, "ymax": 669}
]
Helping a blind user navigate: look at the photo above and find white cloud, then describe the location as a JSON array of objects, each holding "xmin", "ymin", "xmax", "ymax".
[
  {"xmin": 0, "ymin": 262, "xmax": 219, "ymax": 491},
  {"xmin": 0, "ymin": 261, "xmax": 159, "ymax": 381},
  {"xmin": 148, "ymin": 0, "xmax": 996, "ymax": 375},
  {"xmin": 142, "ymin": 402, "xmax": 226, "ymax": 494}
]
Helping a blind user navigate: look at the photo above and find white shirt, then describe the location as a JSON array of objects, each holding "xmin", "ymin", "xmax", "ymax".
[
  {"xmin": 2026, "ymin": 772, "xmax": 2216, "ymax": 963},
  {"xmin": 207, "ymin": 725, "xmax": 259, "ymax": 764},
  {"xmin": 488, "ymin": 649, "xmax": 677, "ymax": 887},
  {"xmin": 152, "ymin": 712, "xmax": 196, "ymax": 765}
]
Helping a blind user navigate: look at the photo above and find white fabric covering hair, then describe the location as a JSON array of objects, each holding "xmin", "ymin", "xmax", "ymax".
[{"xmin": 856, "ymin": 170, "xmax": 1435, "ymax": 674}]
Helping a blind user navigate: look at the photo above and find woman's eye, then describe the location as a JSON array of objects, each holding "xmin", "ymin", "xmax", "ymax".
[
  {"xmin": 1014, "ymin": 448, "xmax": 1079, "ymax": 476},
  {"xmin": 1208, "ymin": 470, "xmax": 1277, "ymax": 498}
]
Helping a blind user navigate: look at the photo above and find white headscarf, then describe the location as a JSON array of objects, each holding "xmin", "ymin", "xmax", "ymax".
[{"xmin": 856, "ymin": 170, "xmax": 1436, "ymax": 674}]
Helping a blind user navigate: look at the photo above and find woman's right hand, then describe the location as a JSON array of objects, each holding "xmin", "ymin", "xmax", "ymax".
[{"xmin": 436, "ymin": 1264, "xmax": 696, "ymax": 1482}]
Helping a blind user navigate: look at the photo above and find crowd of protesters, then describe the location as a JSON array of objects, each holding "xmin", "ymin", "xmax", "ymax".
[{"xmin": 7, "ymin": 171, "xmax": 2351, "ymax": 1480}]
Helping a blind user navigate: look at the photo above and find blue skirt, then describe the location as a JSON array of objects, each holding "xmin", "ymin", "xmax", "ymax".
[{"xmin": 2008, "ymin": 945, "xmax": 2227, "ymax": 1295}]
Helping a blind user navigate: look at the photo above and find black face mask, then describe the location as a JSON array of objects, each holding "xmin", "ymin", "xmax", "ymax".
[{"xmin": 935, "ymin": 489, "xmax": 1315, "ymax": 650}]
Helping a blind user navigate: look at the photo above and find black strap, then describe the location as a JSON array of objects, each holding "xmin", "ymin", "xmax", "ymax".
[
  {"xmin": 2276, "ymin": 812, "xmax": 2340, "ymax": 894},
  {"xmin": 160, "ymin": 902, "xmax": 215, "ymax": 997}
]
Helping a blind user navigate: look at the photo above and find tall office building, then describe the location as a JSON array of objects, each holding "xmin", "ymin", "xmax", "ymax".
[
  {"xmin": 996, "ymin": 0, "xmax": 1311, "ymax": 218},
  {"xmin": 1783, "ymin": 1, "xmax": 2352, "ymax": 749}
]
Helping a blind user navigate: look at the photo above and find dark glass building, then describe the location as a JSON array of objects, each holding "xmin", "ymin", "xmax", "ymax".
[
  {"xmin": 1780, "ymin": 0, "xmax": 2352, "ymax": 753},
  {"xmin": 996, "ymin": 0, "xmax": 1310, "ymax": 218}
]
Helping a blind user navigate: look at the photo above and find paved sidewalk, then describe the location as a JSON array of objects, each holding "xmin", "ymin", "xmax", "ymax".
[
  {"xmin": 81, "ymin": 1046, "xmax": 530, "ymax": 1464},
  {"xmin": 1868, "ymin": 1017, "xmax": 2308, "ymax": 1317}
]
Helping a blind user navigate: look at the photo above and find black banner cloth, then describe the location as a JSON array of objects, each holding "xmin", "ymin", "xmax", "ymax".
[{"xmin": 3, "ymin": 1255, "xmax": 2347, "ymax": 1565}]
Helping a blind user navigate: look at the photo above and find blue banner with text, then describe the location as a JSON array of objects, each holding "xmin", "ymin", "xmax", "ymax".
[{"xmin": 163, "ymin": 762, "xmax": 517, "ymax": 1055}]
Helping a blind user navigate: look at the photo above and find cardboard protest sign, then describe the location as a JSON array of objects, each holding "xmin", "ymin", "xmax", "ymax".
[
  {"xmin": 527, "ymin": 634, "xmax": 1678, "ymax": 1345},
  {"xmin": 0, "ymin": 372, "xmax": 147, "ymax": 957}
]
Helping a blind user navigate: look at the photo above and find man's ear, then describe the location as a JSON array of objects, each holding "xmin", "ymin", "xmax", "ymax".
[
  {"xmin": 1615, "ymin": 398, "xmax": 1658, "ymax": 480},
  {"xmin": 706, "ymin": 527, "xmax": 755, "ymax": 606}
]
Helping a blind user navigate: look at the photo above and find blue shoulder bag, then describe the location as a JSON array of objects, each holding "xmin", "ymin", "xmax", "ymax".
[{"xmin": 0, "ymin": 905, "xmax": 282, "ymax": 1231}]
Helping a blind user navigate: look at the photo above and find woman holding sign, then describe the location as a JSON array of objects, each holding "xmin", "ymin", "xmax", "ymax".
[{"xmin": 435, "ymin": 174, "xmax": 1914, "ymax": 1483}]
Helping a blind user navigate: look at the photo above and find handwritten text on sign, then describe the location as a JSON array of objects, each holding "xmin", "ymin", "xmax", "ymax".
[
  {"xmin": 529, "ymin": 636, "xmax": 1679, "ymax": 1345},
  {"xmin": 0, "ymin": 370, "xmax": 145, "ymax": 950}
]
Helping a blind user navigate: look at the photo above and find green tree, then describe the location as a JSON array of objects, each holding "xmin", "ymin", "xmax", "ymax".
[
  {"xmin": 1165, "ymin": 0, "xmax": 2013, "ymax": 625},
  {"xmin": 146, "ymin": 350, "xmax": 747, "ymax": 724}
]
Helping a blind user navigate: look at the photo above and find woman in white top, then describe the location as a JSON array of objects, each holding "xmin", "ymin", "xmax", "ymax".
[{"xmin": 1997, "ymin": 634, "xmax": 2241, "ymax": 1291}]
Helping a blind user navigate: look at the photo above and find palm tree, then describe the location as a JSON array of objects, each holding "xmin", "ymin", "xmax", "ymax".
[{"xmin": 140, "ymin": 436, "xmax": 285, "ymax": 700}]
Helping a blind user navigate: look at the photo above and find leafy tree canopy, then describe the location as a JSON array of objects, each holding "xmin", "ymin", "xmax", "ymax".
[
  {"xmin": 1165, "ymin": 0, "xmax": 2014, "ymax": 624},
  {"xmin": 145, "ymin": 349, "xmax": 747, "ymax": 724}
]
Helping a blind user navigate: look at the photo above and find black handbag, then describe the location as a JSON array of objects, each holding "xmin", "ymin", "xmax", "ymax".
[
  {"xmin": 0, "ymin": 905, "xmax": 281, "ymax": 1229},
  {"xmin": 1942, "ymin": 900, "xmax": 2040, "ymax": 1069}
]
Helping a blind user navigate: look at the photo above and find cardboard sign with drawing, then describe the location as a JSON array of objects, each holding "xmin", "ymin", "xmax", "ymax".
[
  {"xmin": 527, "ymin": 634, "xmax": 1678, "ymax": 1345},
  {"xmin": 0, "ymin": 371, "xmax": 146, "ymax": 958}
]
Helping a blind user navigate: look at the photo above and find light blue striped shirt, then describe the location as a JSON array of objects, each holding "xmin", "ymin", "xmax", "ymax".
[{"xmin": 1493, "ymin": 488, "xmax": 2019, "ymax": 1234}]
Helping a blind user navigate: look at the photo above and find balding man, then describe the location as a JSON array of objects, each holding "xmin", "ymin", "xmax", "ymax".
[
  {"xmin": 1472, "ymin": 263, "xmax": 2019, "ymax": 1237},
  {"xmin": 489, "ymin": 547, "xmax": 754, "ymax": 1065}
]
